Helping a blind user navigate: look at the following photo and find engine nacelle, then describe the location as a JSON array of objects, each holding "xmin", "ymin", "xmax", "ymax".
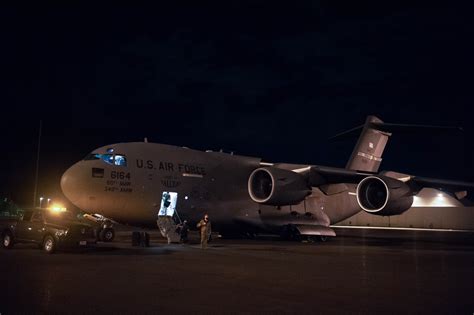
[
  {"xmin": 248, "ymin": 167, "xmax": 311, "ymax": 206},
  {"xmin": 356, "ymin": 175, "xmax": 414, "ymax": 216}
]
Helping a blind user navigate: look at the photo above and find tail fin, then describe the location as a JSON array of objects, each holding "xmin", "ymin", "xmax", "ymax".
[
  {"xmin": 334, "ymin": 115, "xmax": 463, "ymax": 173},
  {"xmin": 345, "ymin": 116, "xmax": 390, "ymax": 173}
]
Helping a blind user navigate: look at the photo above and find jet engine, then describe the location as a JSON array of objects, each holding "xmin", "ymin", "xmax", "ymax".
[
  {"xmin": 248, "ymin": 167, "xmax": 311, "ymax": 206},
  {"xmin": 356, "ymin": 175, "xmax": 414, "ymax": 216}
]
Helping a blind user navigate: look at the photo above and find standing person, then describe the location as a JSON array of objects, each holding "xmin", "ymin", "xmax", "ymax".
[{"xmin": 196, "ymin": 214, "xmax": 211, "ymax": 249}]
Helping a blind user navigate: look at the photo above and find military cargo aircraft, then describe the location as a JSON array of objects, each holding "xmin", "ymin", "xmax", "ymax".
[{"xmin": 60, "ymin": 116, "xmax": 474, "ymax": 240}]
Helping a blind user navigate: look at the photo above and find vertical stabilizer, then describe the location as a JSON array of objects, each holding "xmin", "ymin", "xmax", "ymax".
[{"xmin": 345, "ymin": 116, "xmax": 391, "ymax": 172}]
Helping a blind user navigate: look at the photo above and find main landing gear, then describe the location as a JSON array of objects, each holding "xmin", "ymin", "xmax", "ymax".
[{"xmin": 280, "ymin": 224, "xmax": 330, "ymax": 243}]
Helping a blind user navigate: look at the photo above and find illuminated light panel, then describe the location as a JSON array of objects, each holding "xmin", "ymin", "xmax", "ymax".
[{"xmin": 412, "ymin": 193, "xmax": 457, "ymax": 207}]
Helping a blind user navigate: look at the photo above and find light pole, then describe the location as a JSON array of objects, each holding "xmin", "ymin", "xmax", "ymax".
[
  {"xmin": 33, "ymin": 120, "xmax": 42, "ymax": 208},
  {"xmin": 39, "ymin": 197, "xmax": 44, "ymax": 208},
  {"xmin": 47, "ymin": 198, "xmax": 51, "ymax": 208}
]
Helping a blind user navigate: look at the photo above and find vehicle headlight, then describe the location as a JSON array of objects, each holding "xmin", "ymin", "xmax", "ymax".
[{"xmin": 55, "ymin": 229, "xmax": 68, "ymax": 237}]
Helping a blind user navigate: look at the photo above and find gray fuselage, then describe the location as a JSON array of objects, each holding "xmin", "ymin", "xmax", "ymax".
[{"xmin": 61, "ymin": 142, "xmax": 362, "ymax": 233}]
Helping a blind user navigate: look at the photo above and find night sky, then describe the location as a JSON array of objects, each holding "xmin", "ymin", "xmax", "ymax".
[{"xmin": 1, "ymin": 2, "xmax": 473, "ymax": 208}]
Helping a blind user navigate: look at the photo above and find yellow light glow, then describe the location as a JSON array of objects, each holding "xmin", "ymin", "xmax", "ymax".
[{"xmin": 49, "ymin": 204, "xmax": 67, "ymax": 213}]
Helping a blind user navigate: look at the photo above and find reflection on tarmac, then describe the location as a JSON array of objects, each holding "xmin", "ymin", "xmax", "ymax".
[{"xmin": 1, "ymin": 230, "xmax": 473, "ymax": 314}]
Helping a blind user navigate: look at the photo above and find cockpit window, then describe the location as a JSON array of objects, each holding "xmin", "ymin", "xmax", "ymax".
[
  {"xmin": 114, "ymin": 155, "xmax": 127, "ymax": 166},
  {"xmin": 83, "ymin": 153, "xmax": 127, "ymax": 167},
  {"xmin": 103, "ymin": 154, "xmax": 115, "ymax": 165},
  {"xmin": 83, "ymin": 153, "xmax": 100, "ymax": 161}
]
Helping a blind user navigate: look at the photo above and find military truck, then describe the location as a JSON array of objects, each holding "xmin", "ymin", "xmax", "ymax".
[{"xmin": 1, "ymin": 208, "xmax": 96, "ymax": 254}]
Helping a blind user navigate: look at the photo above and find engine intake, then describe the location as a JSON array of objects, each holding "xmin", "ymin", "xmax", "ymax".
[
  {"xmin": 356, "ymin": 176, "xmax": 414, "ymax": 216},
  {"xmin": 248, "ymin": 167, "xmax": 311, "ymax": 206}
]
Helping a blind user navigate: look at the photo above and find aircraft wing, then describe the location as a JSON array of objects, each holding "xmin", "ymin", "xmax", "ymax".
[
  {"xmin": 306, "ymin": 165, "xmax": 370, "ymax": 186},
  {"xmin": 407, "ymin": 176, "xmax": 474, "ymax": 200},
  {"xmin": 287, "ymin": 164, "xmax": 474, "ymax": 197},
  {"xmin": 409, "ymin": 176, "xmax": 474, "ymax": 190}
]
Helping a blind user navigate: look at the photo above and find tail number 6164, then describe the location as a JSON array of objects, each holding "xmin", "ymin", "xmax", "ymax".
[{"xmin": 111, "ymin": 171, "xmax": 131, "ymax": 180}]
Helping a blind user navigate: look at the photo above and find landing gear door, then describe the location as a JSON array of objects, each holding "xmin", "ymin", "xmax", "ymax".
[{"xmin": 158, "ymin": 191, "xmax": 178, "ymax": 217}]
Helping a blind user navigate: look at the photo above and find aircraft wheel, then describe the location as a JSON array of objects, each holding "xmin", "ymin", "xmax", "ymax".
[
  {"xmin": 43, "ymin": 235, "xmax": 56, "ymax": 254},
  {"xmin": 320, "ymin": 236, "xmax": 328, "ymax": 242},
  {"xmin": 101, "ymin": 228, "xmax": 115, "ymax": 242},
  {"xmin": 2, "ymin": 231, "xmax": 14, "ymax": 249}
]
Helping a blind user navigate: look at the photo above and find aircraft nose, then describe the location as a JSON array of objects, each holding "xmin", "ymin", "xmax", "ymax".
[{"xmin": 61, "ymin": 162, "xmax": 89, "ymax": 206}]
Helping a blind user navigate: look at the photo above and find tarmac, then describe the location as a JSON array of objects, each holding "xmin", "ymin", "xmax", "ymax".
[{"xmin": 1, "ymin": 229, "xmax": 473, "ymax": 314}]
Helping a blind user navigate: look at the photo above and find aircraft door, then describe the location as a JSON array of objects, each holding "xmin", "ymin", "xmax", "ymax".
[
  {"xmin": 157, "ymin": 191, "xmax": 181, "ymax": 243},
  {"xmin": 158, "ymin": 191, "xmax": 178, "ymax": 218}
]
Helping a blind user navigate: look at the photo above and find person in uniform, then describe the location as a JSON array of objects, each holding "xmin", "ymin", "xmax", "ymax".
[{"xmin": 196, "ymin": 214, "xmax": 211, "ymax": 249}]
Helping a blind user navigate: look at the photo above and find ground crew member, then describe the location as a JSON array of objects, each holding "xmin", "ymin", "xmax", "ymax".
[{"xmin": 196, "ymin": 214, "xmax": 211, "ymax": 249}]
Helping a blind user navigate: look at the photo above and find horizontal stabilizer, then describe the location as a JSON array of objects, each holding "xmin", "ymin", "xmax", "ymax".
[
  {"xmin": 331, "ymin": 119, "xmax": 462, "ymax": 140},
  {"xmin": 370, "ymin": 122, "xmax": 463, "ymax": 134}
]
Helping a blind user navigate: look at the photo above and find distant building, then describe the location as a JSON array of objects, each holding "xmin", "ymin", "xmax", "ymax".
[{"xmin": 335, "ymin": 188, "xmax": 474, "ymax": 231}]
